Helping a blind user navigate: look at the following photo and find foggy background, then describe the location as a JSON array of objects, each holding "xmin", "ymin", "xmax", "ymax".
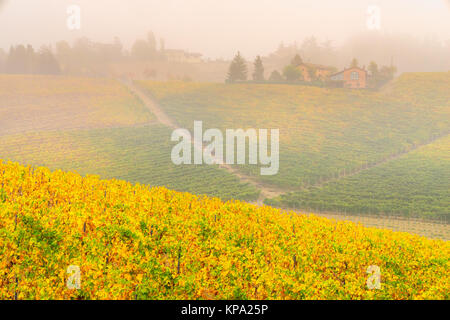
[{"xmin": 1, "ymin": 0, "xmax": 449, "ymax": 76}]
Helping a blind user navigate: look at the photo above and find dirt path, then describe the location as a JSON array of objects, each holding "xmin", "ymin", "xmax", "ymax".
[
  {"xmin": 121, "ymin": 79, "xmax": 279, "ymax": 204},
  {"xmin": 307, "ymin": 131, "xmax": 449, "ymax": 191},
  {"xmin": 121, "ymin": 79, "xmax": 449, "ymax": 239},
  {"xmin": 121, "ymin": 79, "xmax": 178, "ymax": 128},
  {"xmin": 122, "ymin": 78, "xmax": 449, "ymax": 206}
]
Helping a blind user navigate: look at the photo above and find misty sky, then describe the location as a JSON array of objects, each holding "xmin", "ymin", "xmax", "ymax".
[{"xmin": 1, "ymin": 0, "xmax": 449, "ymax": 59}]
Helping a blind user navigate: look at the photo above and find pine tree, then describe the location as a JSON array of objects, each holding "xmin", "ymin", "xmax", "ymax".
[
  {"xmin": 368, "ymin": 61, "xmax": 378, "ymax": 76},
  {"xmin": 350, "ymin": 58, "xmax": 359, "ymax": 68},
  {"xmin": 269, "ymin": 70, "xmax": 283, "ymax": 82},
  {"xmin": 147, "ymin": 31, "xmax": 157, "ymax": 52},
  {"xmin": 252, "ymin": 55, "xmax": 265, "ymax": 81},
  {"xmin": 291, "ymin": 54, "xmax": 303, "ymax": 67},
  {"xmin": 283, "ymin": 65, "xmax": 302, "ymax": 82},
  {"xmin": 6, "ymin": 45, "xmax": 30, "ymax": 74},
  {"xmin": 35, "ymin": 46, "xmax": 61, "ymax": 75},
  {"xmin": 227, "ymin": 52, "xmax": 248, "ymax": 82}
]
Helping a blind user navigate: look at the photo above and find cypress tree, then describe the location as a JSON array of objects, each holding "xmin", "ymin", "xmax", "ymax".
[
  {"xmin": 252, "ymin": 55, "xmax": 265, "ymax": 81},
  {"xmin": 227, "ymin": 51, "xmax": 248, "ymax": 82},
  {"xmin": 291, "ymin": 54, "xmax": 303, "ymax": 67}
]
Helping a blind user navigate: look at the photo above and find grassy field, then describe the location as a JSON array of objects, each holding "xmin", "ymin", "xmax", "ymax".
[
  {"xmin": 1, "ymin": 161, "xmax": 448, "ymax": 299},
  {"xmin": 0, "ymin": 75, "xmax": 153, "ymax": 136},
  {"xmin": 136, "ymin": 73, "xmax": 450, "ymax": 218}
]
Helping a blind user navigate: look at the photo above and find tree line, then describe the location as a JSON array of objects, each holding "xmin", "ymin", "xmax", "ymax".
[
  {"xmin": 0, "ymin": 31, "xmax": 177, "ymax": 76},
  {"xmin": 226, "ymin": 51, "xmax": 397, "ymax": 88},
  {"xmin": 0, "ymin": 45, "xmax": 61, "ymax": 75}
]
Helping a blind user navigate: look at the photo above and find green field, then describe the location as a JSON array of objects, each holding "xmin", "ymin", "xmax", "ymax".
[
  {"xmin": 136, "ymin": 73, "xmax": 450, "ymax": 218},
  {"xmin": 267, "ymin": 135, "xmax": 450, "ymax": 219},
  {"xmin": 0, "ymin": 125, "xmax": 259, "ymax": 201},
  {"xmin": 1, "ymin": 73, "xmax": 448, "ymax": 219},
  {"xmin": 0, "ymin": 75, "xmax": 259, "ymax": 201},
  {"xmin": 136, "ymin": 73, "xmax": 449, "ymax": 188},
  {"xmin": 0, "ymin": 75, "xmax": 154, "ymax": 136}
]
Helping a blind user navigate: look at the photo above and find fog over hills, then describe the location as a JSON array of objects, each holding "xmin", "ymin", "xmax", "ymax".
[{"xmin": 0, "ymin": 0, "xmax": 449, "ymax": 73}]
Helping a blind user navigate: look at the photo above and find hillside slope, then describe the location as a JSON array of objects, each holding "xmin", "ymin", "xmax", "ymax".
[
  {"xmin": 0, "ymin": 75, "xmax": 259, "ymax": 202},
  {"xmin": 268, "ymin": 134, "xmax": 450, "ymax": 219},
  {"xmin": 1, "ymin": 161, "xmax": 448, "ymax": 300},
  {"xmin": 137, "ymin": 73, "xmax": 450, "ymax": 190},
  {"xmin": 136, "ymin": 73, "xmax": 450, "ymax": 217},
  {"xmin": 0, "ymin": 75, "xmax": 154, "ymax": 136},
  {"xmin": 0, "ymin": 125, "xmax": 259, "ymax": 201}
]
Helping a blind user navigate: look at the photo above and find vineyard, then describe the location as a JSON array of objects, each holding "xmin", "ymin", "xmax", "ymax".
[
  {"xmin": 0, "ymin": 75, "xmax": 153, "ymax": 137},
  {"xmin": 136, "ymin": 72, "xmax": 450, "ymax": 218},
  {"xmin": 0, "ymin": 72, "xmax": 448, "ymax": 235},
  {"xmin": 0, "ymin": 75, "xmax": 259, "ymax": 202},
  {"xmin": 0, "ymin": 125, "xmax": 259, "ymax": 202},
  {"xmin": 0, "ymin": 161, "xmax": 449, "ymax": 300},
  {"xmin": 267, "ymin": 135, "xmax": 450, "ymax": 219}
]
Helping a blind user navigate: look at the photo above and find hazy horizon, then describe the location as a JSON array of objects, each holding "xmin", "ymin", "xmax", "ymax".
[{"xmin": 1, "ymin": 0, "xmax": 450, "ymax": 60}]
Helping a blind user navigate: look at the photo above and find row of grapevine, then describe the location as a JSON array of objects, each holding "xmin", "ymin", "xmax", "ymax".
[{"xmin": 0, "ymin": 161, "xmax": 448, "ymax": 299}]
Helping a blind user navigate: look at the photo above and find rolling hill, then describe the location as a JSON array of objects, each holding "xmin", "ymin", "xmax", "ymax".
[
  {"xmin": 0, "ymin": 75, "xmax": 154, "ymax": 136},
  {"xmin": 1, "ymin": 73, "xmax": 448, "ymax": 220},
  {"xmin": 136, "ymin": 72, "xmax": 450, "ymax": 218},
  {"xmin": 0, "ymin": 75, "xmax": 259, "ymax": 201},
  {"xmin": 267, "ymin": 134, "xmax": 450, "ymax": 218},
  {"xmin": 1, "ymin": 161, "xmax": 448, "ymax": 299}
]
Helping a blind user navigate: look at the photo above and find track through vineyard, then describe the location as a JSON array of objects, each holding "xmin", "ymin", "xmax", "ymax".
[
  {"xmin": 126, "ymin": 79, "xmax": 450, "ymax": 239},
  {"xmin": 292, "ymin": 131, "xmax": 450, "ymax": 191},
  {"xmin": 122, "ymin": 79, "xmax": 275, "ymax": 204},
  {"xmin": 125, "ymin": 79, "xmax": 450, "ymax": 206}
]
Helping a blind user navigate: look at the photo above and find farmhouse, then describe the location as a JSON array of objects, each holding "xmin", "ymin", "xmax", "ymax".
[{"xmin": 329, "ymin": 67, "xmax": 368, "ymax": 88}]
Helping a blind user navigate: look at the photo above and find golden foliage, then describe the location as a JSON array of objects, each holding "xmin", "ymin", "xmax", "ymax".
[{"xmin": 0, "ymin": 161, "xmax": 448, "ymax": 300}]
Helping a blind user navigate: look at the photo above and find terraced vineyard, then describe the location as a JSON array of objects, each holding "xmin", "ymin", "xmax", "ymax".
[
  {"xmin": 0, "ymin": 75, "xmax": 154, "ymax": 136},
  {"xmin": 136, "ymin": 72, "xmax": 450, "ymax": 218}
]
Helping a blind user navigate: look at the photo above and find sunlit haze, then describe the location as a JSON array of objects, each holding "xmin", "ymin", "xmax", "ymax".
[{"xmin": 1, "ymin": 0, "xmax": 449, "ymax": 59}]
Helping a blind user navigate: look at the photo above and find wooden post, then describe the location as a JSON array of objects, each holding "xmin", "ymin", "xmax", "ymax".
[{"xmin": 177, "ymin": 248, "xmax": 181, "ymax": 275}]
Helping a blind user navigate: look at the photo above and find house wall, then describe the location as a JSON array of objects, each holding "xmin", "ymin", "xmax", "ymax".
[
  {"xmin": 342, "ymin": 68, "xmax": 367, "ymax": 88},
  {"xmin": 315, "ymin": 69, "xmax": 331, "ymax": 81}
]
